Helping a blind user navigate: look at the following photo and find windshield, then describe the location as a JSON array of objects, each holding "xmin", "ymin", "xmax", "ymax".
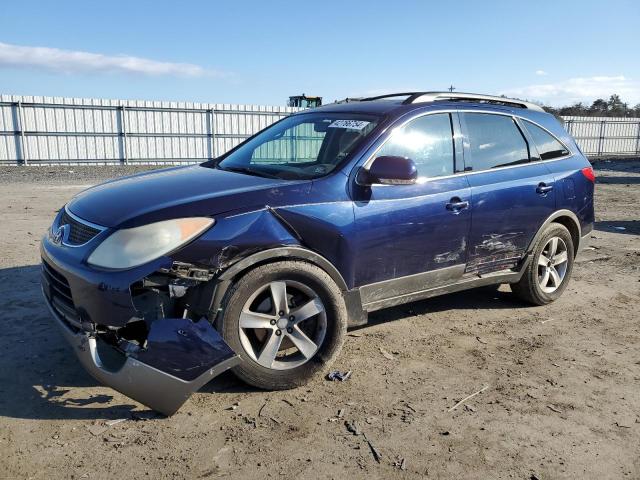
[{"xmin": 214, "ymin": 113, "xmax": 380, "ymax": 180}]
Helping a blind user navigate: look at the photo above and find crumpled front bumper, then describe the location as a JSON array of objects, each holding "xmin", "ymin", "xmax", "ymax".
[{"xmin": 44, "ymin": 290, "xmax": 239, "ymax": 416}]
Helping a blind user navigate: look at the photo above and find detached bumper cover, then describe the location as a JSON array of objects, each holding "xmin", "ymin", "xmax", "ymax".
[{"xmin": 44, "ymin": 292, "xmax": 239, "ymax": 416}]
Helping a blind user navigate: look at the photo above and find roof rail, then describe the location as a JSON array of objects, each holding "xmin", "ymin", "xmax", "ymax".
[
  {"xmin": 402, "ymin": 91, "xmax": 545, "ymax": 112},
  {"xmin": 359, "ymin": 92, "xmax": 423, "ymax": 102},
  {"xmin": 350, "ymin": 91, "xmax": 545, "ymax": 112}
]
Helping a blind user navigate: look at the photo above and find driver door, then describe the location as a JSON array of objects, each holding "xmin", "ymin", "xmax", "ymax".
[{"xmin": 352, "ymin": 112, "xmax": 472, "ymax": 306}]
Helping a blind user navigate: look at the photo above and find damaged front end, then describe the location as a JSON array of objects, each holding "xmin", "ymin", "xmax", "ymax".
[{"xmin": 41, "ymin": 244, "xmax": 240, "ymax": 415}]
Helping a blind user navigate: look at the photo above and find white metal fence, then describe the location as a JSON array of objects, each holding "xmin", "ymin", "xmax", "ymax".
[
  {"xmin": 562, "ymin": 115, "xmax": 640, "ymax": 157},
  {"xmin": 1, "ymin": 95, "xmax": 639, "ymax": 165},
  {"xmin": 0, "ymin": 95, "xmax": 300, "ymax": 165}
]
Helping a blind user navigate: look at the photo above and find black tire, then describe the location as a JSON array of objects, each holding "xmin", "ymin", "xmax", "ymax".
[
  {"xmin": 511, "ymin": 222, "xmax": 575, "ymax": 305},
  {"xmin": 219, "ymin": 260, "xmax": 347, "ymax": 390}
]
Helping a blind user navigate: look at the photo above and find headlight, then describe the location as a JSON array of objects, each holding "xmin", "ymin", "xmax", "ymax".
[{"xmin": 87, "ymin": 217, "xmax": 214, "ymax": 269}]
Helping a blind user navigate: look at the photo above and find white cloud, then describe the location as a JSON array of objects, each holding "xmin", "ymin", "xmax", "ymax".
[
  {"xmin": 0, "ymin": 42, "xmax": 223, "ymax": 78},
  {"xmin": 535, "ymin": 70, "xmax": 548, "ymax": 76},
  {"xmin": 501, "ymin": 76, "xmax": 640, "ymax": 106}
]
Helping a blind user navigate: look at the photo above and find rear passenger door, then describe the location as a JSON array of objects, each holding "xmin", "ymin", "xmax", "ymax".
[{"xmin": 459, "ymin": 112, "xmax": 556, "ymax": 274}]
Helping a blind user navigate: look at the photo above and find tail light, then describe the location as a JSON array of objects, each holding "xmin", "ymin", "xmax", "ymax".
[{"xmin": 581, "ymin": 166, "xmax": 595, "ymax": 183}]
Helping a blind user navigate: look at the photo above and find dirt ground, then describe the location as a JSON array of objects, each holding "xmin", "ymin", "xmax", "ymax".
[{"xmin": 0, "ymin": 160, "xmax": 638, "ymax": 480}]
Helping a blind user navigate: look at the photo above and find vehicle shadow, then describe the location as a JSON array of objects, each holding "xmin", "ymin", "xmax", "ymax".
[
  {"xmin": 360, "ymin": 284, "xmax": 526, "ymax": 329},
  {"xmin": 0, "ymin": 265, "xmax": 141, "ymax": 420},
  {"xmin": 596, "ymin": 175, "xmax": 640, "ymax": 185},
  {"xmin": 592, "ymin": 157, "xmax": 640, "ymax": 174},
  {"xmin": 594, "ymin": 220, "xmax": 640, "ymax": 235}
]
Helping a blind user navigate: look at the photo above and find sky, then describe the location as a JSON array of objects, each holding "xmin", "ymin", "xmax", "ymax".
[{"xmin": 1, "ymin": 0, "xmax": 639, "ymax": 107}]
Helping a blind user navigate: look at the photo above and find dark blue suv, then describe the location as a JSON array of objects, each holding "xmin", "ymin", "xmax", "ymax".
[{"xmin": 41, "ymin": 92, "xmax": 595, "ymax": 415}]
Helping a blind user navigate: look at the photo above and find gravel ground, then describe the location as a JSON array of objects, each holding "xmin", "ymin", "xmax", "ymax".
[{"xmin": 0, "ymin": 159, "xmax": 638, "ymax": 479}]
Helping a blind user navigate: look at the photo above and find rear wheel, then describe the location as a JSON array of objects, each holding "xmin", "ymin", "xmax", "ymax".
[
  {"xmin": 220, "ymin": 261, "xmax": 347, "ymax": 390},
  {"xmin": 511, "ymin": 223, "xmax": 574, "ymax": 305}
]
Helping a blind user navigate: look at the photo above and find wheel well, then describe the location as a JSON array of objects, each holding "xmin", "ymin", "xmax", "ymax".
[
  {"xmin": 227, "ymin": 256, "xmax": 329, "ymax": 286},
  {"xmin": 551, "ymin": 217, "xmax": 580, "ymax": 256},
  {"xmin": 210, "ymin": 248, "xmax": 350, "ymax": 327},
  {"xmin": 218, "ymin": 248, "xmax": 348, "ymax": 291}
]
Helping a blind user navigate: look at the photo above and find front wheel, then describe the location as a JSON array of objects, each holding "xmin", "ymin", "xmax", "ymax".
[
  {"xmin": 511, "ymin": 223, "xmax": 575, "ymax": 305},
  {"xmin": 219, "ymin": 261, "xmax": 347, "ymax": 390}
]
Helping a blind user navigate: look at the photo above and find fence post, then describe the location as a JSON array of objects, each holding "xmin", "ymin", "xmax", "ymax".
[
  {"xmin": 597, "ymin": 120, "xmax": 606, "ymax": 157},
  {"xmin": 565, "ymin": 119, "xmax": 573, "ymax": 136},
  {"xmin": 636, "ymin": 120, "xmax": 640, "ymax": 156},
  {"xmin": 117, "ymin": 106, "xmax": 128, "ymax": 165},
  {"xmin": 206, "ymin": 109, "xmax": 216, "ymax": 160},
  {"xmin": 14, "ymin": 101, "xmax": 28, "ymax": 165}
]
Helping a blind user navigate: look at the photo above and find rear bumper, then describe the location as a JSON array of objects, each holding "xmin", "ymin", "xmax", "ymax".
[{"xmin": 43, "ymin": 288, "xmax": 239, "ymax": 416}]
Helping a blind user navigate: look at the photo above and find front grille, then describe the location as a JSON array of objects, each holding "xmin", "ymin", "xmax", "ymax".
[
  {"xmin": 42, "ymin": 260, "xmax": 81, "ymax": 328},
  {"xmin": 59, "ymin": 209, "xmax": 102, "ymax": 246}
]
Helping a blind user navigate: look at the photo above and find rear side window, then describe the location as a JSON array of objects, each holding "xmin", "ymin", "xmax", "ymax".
[
  {"xmin": 377, "ymin": 113, "xmax": 454, "ymax": 178},
  {"xmin": 523, "ymin": 120, "xmax": 570, "ymax": 160},
  {"xmin": 461, "ymin": 113, "xmax": 529, "ymax": 170}
]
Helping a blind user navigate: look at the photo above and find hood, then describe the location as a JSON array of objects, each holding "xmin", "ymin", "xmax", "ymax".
[{"xmin": 67, "ymin": 165, "xmax": 308, "ymax": 228}]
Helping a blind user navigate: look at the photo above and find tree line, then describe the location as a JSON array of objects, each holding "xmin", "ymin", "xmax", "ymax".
[{"xmin": 541, "ymin": 94, "xmax": 640, "ymax": 117}]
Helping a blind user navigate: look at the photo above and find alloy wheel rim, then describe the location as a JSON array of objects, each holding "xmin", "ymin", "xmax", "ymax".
[
  {"xmin": 238, "ymin": 280, "xmax": 327, "ymax": 370},
  {"xmin": 537, "ymin": 236, "xmax": 569, "ymax": 294}
]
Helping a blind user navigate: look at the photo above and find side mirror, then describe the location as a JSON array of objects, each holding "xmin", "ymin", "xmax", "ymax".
[{"xmin": 358, "ymin": 155, "xmax": 418, "ymax": 186}]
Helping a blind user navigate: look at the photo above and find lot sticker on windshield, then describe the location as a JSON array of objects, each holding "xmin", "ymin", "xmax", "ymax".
[{"xmin": 327, "ymin": 120, "xmax": 370, "ymax": 130}]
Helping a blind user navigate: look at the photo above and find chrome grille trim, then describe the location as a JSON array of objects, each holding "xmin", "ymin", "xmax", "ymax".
[{"xmin": 58, "ymin": 207, "xmax": 106, "ymax": 247}]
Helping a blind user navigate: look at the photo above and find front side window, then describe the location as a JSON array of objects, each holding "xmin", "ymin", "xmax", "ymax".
[
  {"xmin": 523, "ymin": 120, "xmax": 570, "ymax": 160},
  {"xmin": 377, "ymin": 113, "xmax": 454, "ymax": 178},
  {"xmin": 214, "ymin": 113, "xmax": 379, "ymax": 180},
  {"xmin": 462, "ymin": 113, "xmax": 530, "ymax": 170}
]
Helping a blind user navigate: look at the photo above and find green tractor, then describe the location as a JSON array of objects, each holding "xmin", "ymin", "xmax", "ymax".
[{"xmin": 288, "ymin": 94, "xmax": 322, "ymax": 109}]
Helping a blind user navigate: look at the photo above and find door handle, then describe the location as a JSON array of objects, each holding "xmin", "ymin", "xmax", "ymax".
[
  {"xmin": 446, "ymin": 198, "xmax": 469, "ymax": 213},
  {"xmin": 536, "ymin": 183, "xmax": 554, "ymax": 195}
]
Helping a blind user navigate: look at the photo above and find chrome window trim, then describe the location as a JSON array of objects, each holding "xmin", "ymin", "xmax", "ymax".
[
  {"xmin": 358, "ymin": 108, "xmax": 574, "ymax": 185},
  {"xmin": 59, "ymin": 206, "xmax": 107, "ymax": 248}
]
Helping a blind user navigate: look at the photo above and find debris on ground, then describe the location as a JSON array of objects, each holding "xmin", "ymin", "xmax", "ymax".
[
  {"xmin": 393, "ymin": 457, "xmax": 407, "ymax": 470},
  {"xmin": 105, "ymin": 418, "xmax": 127, "ymax": 427},
  {"xmin": 448, "ymin": 385, "xmax": 490, "ymax": 412},
  {"xmin": 87, "ymin": 423, "xmax": 108, "ymax": 436},
  {"xmin": 366, "ymin": 438, "xmax": 382, "ymax": 463},
  {"xmin": 345, "ymin": 420, "xmax": 361, "ymax": 436},
  {"xmin": 327, "ymin": 370, "xmax": 352, "ymax": 382},
  {"xmin": 225, "ymin": 402, "xmax": 239, "ymax": 411},
  {"xmin": 615, "ymin": 417, "xmax": 635, "ymax": 428},
  {"xmin": 379, "ymin": 347, "xmax": 396, "ymax": 360},
  {"xmin": 547, "ymin": 405, "xmax": 562, "ymax": 413}
]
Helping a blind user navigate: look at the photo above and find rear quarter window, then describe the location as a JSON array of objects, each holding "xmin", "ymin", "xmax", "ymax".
[
  {"xmin": 461, "ymin": 113, "xmax": 530, "ymax": 171},
  {"xmin": 522, "ymin": 120, "xmax": 570, "ymax": 160}
]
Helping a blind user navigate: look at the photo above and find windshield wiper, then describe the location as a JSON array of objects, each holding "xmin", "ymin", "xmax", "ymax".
[{"xmin": 219, "ymin": 165, "xmax": 281, "ymax": 179}]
